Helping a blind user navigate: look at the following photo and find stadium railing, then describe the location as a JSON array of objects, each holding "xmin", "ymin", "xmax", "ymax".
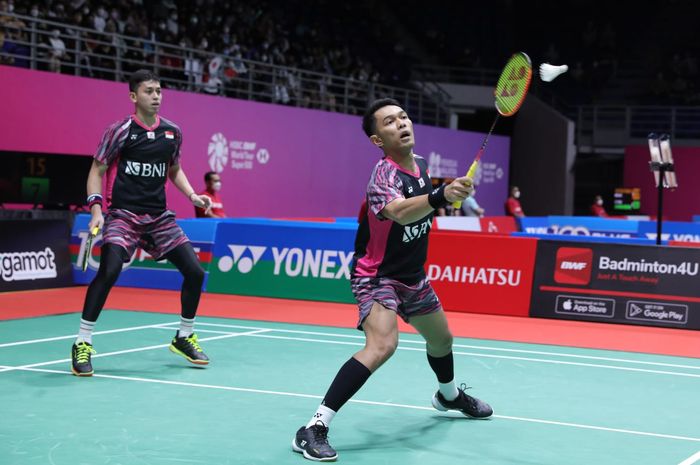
[{"xmin": 0, "ymin": 12, "xmax": 451, "ymax": 127}]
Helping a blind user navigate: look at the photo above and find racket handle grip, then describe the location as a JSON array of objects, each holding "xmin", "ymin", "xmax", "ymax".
[
  {"xmin": 451, "ymin": 161, "xmax": 479, "ymax": 209},
  {"xmin": 90, "ymin": 227, "xmax": 99, "ymax": 236}
]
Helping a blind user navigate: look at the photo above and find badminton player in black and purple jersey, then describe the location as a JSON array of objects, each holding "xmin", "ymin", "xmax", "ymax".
[
  {"xmin": 70, "ymin": 70, "xmax": 213, "ymax": 377},
  {"xmin": 293, "ymin": 98, "xmax": 493, "ymax": 462}
]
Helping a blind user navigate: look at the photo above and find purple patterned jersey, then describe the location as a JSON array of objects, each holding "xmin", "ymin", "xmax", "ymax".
[
  {"xmin": 95, "ymin": 114, "xmax": 182, "ymax": 214},
  {"xmin": 352, "ymin": 155, "xmax": 434, "ymax": 284}
]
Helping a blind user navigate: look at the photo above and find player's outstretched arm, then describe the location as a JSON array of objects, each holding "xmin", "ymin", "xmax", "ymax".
[
  {"xmin": 168, "ymin": 164, "xmax": 212, "ymax": 214},
  {"xmin": 381, "ymin": 176, "xmax": 473, "ymax": 225}
]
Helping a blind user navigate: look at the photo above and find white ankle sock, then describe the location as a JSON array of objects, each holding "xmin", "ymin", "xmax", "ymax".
[
  {"xmin": 76, "ymin": 319, "xmax": 96, "ymax": 344},
  {"xmin": 439, "ymin": 381, "xmax": 459, "ymax": 401},
  {"xmin": 306, "ymin": 405, "xmax": 336, "ymax": 429},
  {"xmin": 178, "ymin": 317, "xmax": 195, "ymax": 338}
]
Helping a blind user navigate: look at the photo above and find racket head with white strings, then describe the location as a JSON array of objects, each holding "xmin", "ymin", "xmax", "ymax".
[
  {"xmin": 453, "ymin": 52, "xmax": 532, "ymax": 208},
  {"xmin": 81, "ymin": 227, "xmax": 99, "ymax": 272}
]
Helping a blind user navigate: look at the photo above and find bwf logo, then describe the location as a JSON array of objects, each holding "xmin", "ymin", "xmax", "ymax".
[
  {"xmin": 218, "ymin": 245, "xmax": 266, "ymax": 274},
  {"xmin": 554, "ymin": 247, "xmax": 593, "ymax": 285}
]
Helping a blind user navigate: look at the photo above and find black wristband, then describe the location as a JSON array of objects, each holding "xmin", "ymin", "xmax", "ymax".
[{"xmin": 427, "ymin": 185, "xmax": 448, "ymax": 209}]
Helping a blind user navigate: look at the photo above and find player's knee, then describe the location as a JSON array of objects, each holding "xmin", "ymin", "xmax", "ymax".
[
  {"xmin": 429, "ymin": 332, "xmax": 453, "ymax": 354},
  {"xmin": 184, "ymin": 264, "xmax": 205, "ymax": 286},
  {"xmin": 373, "ymin": 338, "xmax": 398, "ymax": 361}
]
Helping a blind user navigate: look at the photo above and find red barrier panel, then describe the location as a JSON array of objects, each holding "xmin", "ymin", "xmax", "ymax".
[{"xmin": 426, "ymin": 232, "xmax": 538, "ymax": 316}]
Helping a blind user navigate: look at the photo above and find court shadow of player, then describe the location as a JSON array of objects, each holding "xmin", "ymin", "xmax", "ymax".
[
  {"xmin": 162, "ymin": 363, "xmax": 208, "ymax": 371},
  {"xmin": 335, "ymin": 415, "xmax": 457, "ymax": 453}
]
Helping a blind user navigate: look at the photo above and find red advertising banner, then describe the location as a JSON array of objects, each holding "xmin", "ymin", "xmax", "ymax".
[
  {"xmin": 426, "ymin": 233, "xmax": 538, "ymax": 316},
  {"xmin": 530, "ymin": 240, "xmax": 700, "ymax": 329}
]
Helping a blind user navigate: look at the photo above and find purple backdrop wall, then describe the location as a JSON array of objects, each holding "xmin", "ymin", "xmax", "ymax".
[{"xmin": 0, "ymin": 66, "xmax": 510, "ymax": 217}]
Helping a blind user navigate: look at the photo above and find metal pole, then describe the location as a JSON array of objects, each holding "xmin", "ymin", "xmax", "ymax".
[{"xmin": 656, "ymin": 165, "xmax": 664, "ymax": 246}]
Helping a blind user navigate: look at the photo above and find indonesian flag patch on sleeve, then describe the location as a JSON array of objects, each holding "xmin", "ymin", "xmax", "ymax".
[{"xmin": 165, "ymin": 130, "xmax": 175, "ymax": 139}]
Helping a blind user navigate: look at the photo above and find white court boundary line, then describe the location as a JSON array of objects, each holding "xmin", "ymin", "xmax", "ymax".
[
  {"xmin": 0, "ymin": 364, "xmax": 698, "ymax": 444},
  {"xmin": 679, "ymin": 451, "xmax": 700, "ymax": 465},
  {"xmin": 193, "ymin": 321, "xmax": 700, "ymax": 371},
  {"xmin": 0, "ymin": 329, "xmax": 270, "ymax": 373},
  {"xmin": 3, "ymin": 319, "xmax": 699, "ymax": 371},
  {"xmin": 148, "ymin": 326, "xmax": 700, "ymax": 379},
  {"xmin": 0, "ymin": 322, "xmax": 179, "ymax": 348},
  {"xmin": 2, "ymin": 319, "xmax": 699, "ymax": 376}
]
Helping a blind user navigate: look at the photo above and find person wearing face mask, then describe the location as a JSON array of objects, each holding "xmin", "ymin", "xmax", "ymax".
[
  {"xmin": 590, "ymin": 194, "xmax": 608, "ymax": 217},
  {"xmin": 505, "ymin": 185, "xmax": 525, "ymax": 217},
  {"xmin": 195, "ymin": 171, "xmax": 226, "ymax": 217}
]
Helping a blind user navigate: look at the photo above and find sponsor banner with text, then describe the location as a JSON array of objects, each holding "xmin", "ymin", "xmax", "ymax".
[
  {"xmin": 530, "ymin": 240, "xmax": 700, "ymax": 329},
  {"xmin": 71, "ymin": 214, "xmax": 215, "ymax": 290},
  {"xmin": 206, "ymin": 220, "xmax": 356, "ymax": 303},
  {"xmin": 1, "ymin": 219, "xmax": 72, "ymax": 292},
  {"xmin": 426, "ymin": 233, "xmax": 538, "ymax": 316}
]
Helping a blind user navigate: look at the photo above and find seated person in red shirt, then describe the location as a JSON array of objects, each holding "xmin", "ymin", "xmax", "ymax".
[
  {"xmin": 195, "ymin": 171, "xmax": 226, "ymax": 218},
  {"xmin": 504, "ymin": 185, "xmax": 525, "ymax": 217},
  {"xmin": 590, "ymin": 194, "xmax": 608, "ymax": 217}
]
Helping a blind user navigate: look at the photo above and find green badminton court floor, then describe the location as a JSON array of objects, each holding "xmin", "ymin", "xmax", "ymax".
[{"xmin": 1, "ymin": 310, "xmax": 699, "ymax": 465}]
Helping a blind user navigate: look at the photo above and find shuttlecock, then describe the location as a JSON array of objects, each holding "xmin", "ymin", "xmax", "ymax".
[{"xmin": 539, "ymin": 63, "xmax": 568, "ymax": 82}]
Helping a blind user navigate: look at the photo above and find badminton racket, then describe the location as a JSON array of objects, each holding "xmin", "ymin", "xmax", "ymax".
[
  {"xmin": 454, "ymin": 52, "xmax": 532, "ymax": 208},
  {"xmin": 81, "ymin": 226, "xmax": 99, "ymax": 272}
]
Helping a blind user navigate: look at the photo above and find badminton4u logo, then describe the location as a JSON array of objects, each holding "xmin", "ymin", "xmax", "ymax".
[
  {"xmin": 554, "ymin": 247, "xmax": 593, "ymax": 285},
  {"xmin": 0, "ymin": 247, "xmax": 57, "ymax": 282},
  {"xmin": 217, "ymin": 244, "xmax": 353, "ymax": 279}
]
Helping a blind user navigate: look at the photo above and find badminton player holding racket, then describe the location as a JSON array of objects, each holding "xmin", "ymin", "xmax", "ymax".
[
  {"xmin": 292, "ymin": 98, "xmax": 492, "ymax": 462},
  {"xmin": 71, "ymin": 69, "xmax": 212, "ymax": 377}
]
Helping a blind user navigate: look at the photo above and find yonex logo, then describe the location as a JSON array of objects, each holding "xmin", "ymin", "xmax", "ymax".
[
  {"xmin": 217, "ymin": 244, "xmax": 352, "ymax": 279},
  {"xmin": 554, "ymin": 247, "xmax": 593, "ymax": 285},
  {"xmin": 218, "ymin": 245, "xmax": 266, "ymax": 274},
  {"xmin": 208, "ymin": 133, "xmax": 229, "ymax": 173},
  {"xmin": 124, "ymin": 161, "xmax": 167, "ymax": 177}
]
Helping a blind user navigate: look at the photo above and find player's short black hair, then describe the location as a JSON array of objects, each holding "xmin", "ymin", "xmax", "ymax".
[
  {"xmin": 129, "ymin": 69, "xmax": 160, "ymax": 92},
  {"xmin": 204, "ymin": 171, "xmax": 218, "ymax": 183},
  {"xmin": 362, "ymin": 98, "xmax": 402, "ymax": 137}
]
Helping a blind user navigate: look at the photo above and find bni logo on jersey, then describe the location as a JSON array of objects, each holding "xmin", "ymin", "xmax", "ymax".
[
  {"xmin": 554, "ymin": 247, "xmax": 593, "ymax": 285},
  {"xmin": 208, "ymin": 133, "xmax": 229, "ymax": 173}
]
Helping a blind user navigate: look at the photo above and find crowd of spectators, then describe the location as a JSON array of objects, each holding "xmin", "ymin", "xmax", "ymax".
[
  {"xmin": 0, "ymin": 0, "xmax": 398, "ymax": 112},
  {"xmin": 2, "ymin": 0, "xmax": 699, "ymax": 109}
]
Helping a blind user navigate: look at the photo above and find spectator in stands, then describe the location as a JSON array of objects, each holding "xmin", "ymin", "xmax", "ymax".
[
  {"xmin": 461, "ymin": 188, "xmax": 485, "ymax": 217},
  {"xmin": 590, "ymin": 194, "xmax": 608, "ymax": 217},
  {"xmin": 195, "ymin": 171, "xmax": 226, "ymax": 218},
  {"xmin": 505, "ymin": 185, "xmax": 525, "ymax": 218},
  {"xmin": 46, "ymin": 29, "xmax": 67, "ymax": 72}
]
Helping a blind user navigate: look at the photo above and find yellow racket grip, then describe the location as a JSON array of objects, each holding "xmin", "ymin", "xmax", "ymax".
[
  {"xmin": 90, "ymin": 226, "xmax": 99, "ymax": 236},
  {"xmin": 452, "ymin": 161, "xmax": 479, "ymax": 209}
]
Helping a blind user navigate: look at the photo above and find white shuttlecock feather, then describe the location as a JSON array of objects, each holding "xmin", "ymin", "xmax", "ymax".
[{"xmin": 539, "ymin": 63, "xmax": 568, "ymax": 82}]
